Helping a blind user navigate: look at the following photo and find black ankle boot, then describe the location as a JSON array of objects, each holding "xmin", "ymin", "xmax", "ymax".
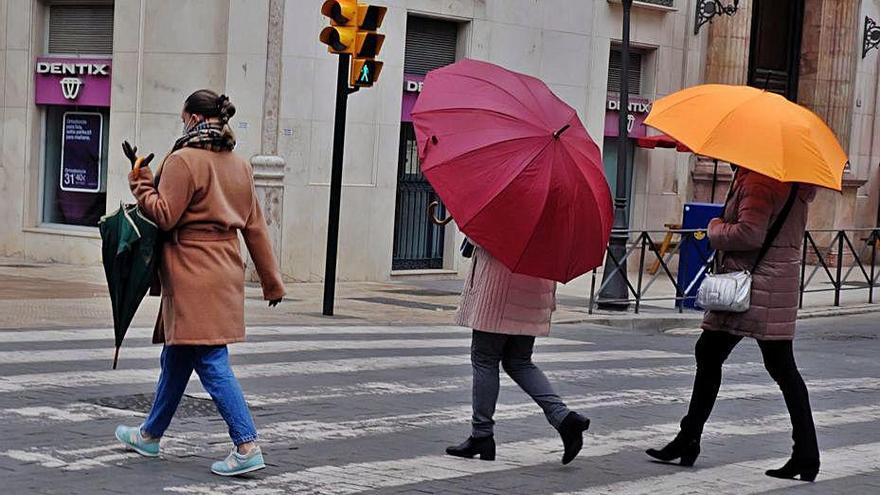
[
  {"xmin": 765, "ymin": 457, "xmax": 820, "ymax": 482},
  {"xmin": 446, "ymin": 435, "xmax": 496, "ymax": 461},
  {"xmin": 646, "ymin": 433, "xmax": 701, "ymax": 467},
  {"xmin": 559, "ymin": 412, "xmax": 591, "ymax": 465}
]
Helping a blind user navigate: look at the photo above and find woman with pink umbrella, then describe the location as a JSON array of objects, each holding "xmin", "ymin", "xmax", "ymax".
[{"xmin": 412, "ymin": 59, "xmax": 613, "ymax": 464}]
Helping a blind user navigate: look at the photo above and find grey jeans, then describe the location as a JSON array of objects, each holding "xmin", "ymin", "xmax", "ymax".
[{"xmin": 470, "ymin": 330, "xmax": 570, "ymax": 438}]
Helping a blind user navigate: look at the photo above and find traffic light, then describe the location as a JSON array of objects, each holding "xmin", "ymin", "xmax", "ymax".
[
  {"xmin": 319, "ymin": 0, "xmax": 358, "ymax": 54},
  {"xmin": 319, "ymin": 1, "xmax": 387, "ymax": 87},
  {"xmin": 350, "ymin": 59, "xmax": 383, "ymax": 87},
  {"xmin": 350, "ymin": 4, "xmax": 387, "ymax": 87}
]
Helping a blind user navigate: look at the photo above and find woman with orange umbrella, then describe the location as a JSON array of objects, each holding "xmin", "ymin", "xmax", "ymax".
[{"xmin": 642, "ymin": 85, "xmax": 848, "ymax": 482}]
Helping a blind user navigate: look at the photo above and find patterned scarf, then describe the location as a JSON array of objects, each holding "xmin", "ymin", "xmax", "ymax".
[
  {"xmin": 172, "ymin": 121, "xmax": 236, "ymax": 153},
  {"xmin": 155, "ymin": 121, "xmax": 236, "ymax": 179}
]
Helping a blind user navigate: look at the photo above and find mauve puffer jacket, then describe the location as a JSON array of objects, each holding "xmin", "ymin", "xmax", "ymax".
[{"xmin": 701, "ymin": 170, "xmax": 816, "ymax": 341}]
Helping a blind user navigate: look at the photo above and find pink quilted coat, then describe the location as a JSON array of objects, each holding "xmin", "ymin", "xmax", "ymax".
[
  {"xmin": 456, "ymin": 246, "xmax": 557, "ymax": 336},
  {"xmin": 702, "ymin": 169, "xmax": 816, "ymax": 341}
]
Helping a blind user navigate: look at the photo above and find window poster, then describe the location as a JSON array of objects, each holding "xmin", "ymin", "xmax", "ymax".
[{"xmin": 60, "ymin": 112, "xmax": 103, "ymax": 193}]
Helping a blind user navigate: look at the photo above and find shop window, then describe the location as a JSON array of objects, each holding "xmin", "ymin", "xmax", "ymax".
[
  {"xmin": 39, "ymin": 2, "xmax": 113, "ymax": 227},
  {"xmin": 42, "ymin": 107, "xmax": 110, "ymax": 226},
  {"xmin": 605, "ymin": 45, "xmax": 649, "ymax": 225},
  {"xmin": 602, "ymin": 138, "xmax": 635, "ymax": 221}
]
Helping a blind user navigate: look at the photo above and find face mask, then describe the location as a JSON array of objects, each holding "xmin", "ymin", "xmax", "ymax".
[{"xmin": 182, "ymin": 116, "xmax": 198, "ymax": 135}]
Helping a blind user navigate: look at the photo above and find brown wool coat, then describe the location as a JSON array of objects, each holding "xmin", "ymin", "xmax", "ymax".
[
  {"xmin": 702, "ymin": 170, "xmax": 815, "ymax": 341},
  {"xmin": 129, "ymin": 147, "xmax": 285, "ymax": 346}
]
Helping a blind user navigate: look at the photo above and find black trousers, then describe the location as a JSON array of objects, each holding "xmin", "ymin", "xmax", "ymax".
[{"xmin": 680, "ymin": 330, "xmax": 819, "ymax": 461}]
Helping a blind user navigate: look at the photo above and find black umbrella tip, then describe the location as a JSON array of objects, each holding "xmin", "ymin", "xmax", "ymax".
[
  {"xmin": 112, "ymin": 346, "xmax": 121, "ymax": 370},
  {"xmin": 553, "ymin": 124, "xmax": 571, "ymax": 139}
]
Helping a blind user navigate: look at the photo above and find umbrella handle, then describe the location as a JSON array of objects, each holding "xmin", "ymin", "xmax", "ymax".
[
  {"xmin": 132, "ymin": 156, "xmax": 144, "ymax": 175},
  {"xmin": 428, "ymin": 201, "xmax": 453, "ymax": 226}
]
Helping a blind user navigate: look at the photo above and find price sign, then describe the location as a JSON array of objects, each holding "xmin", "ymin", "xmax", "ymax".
[{"xmin": 60, "ymin": 112, "xmax": 103, "ymax": 192}]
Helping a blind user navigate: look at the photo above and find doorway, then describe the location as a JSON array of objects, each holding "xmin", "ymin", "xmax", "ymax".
[
  {"xmin": 392, "ymin": 16, "xmax": 458, "ymax": 270},
  {"xmin": 747, "ymin": 0, "xmax": 805, "ymax": 101}
]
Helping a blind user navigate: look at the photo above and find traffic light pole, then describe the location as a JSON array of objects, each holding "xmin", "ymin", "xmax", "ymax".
[{"xmin": 323, "ymin": 53, "xmax": 358, "ymax": 316}]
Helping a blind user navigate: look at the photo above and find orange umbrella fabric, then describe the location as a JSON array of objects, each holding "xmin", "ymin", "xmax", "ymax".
[{"xmin": 644, "ymin": 84, "xmax": 848, "ymax": 191}]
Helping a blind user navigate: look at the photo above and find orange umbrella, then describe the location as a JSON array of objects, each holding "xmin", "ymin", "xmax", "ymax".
[{"xmin": 644, "ymin": 84, "xmax": 848, "ymax": 191}]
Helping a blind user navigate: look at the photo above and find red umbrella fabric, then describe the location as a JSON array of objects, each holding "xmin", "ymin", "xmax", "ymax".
[{"xmin": 411, "ymin": 59, "xmax": 613, "ymax": 283}]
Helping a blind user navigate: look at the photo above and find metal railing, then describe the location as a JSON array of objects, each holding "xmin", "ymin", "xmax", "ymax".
[
  {"xmin": 799, "ymin": 229, "xmax": 880, "ymax": 307},
  {"xmin": 586, "ymin": 228, "xmax": 880, "ymax": 313}
]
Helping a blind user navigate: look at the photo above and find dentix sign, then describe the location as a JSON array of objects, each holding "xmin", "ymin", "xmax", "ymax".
[{"xmin": 34, "ymin": 57, "xmax": 112, "ymax": 107}]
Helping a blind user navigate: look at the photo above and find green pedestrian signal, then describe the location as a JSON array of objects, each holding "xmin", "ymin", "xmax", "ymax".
[
  {"xmin": 346, "ymin": 3, "xmax": 385, "ymax": 89},
  {"xmin": 350, "ymin": 59, "xmax": 383, "ymax": 87}
]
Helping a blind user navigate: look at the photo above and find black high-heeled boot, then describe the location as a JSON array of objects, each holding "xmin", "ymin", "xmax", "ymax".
[
  {"xmin": 765, "ymin": 458, "xmax": 820, "ymax": 482},
  {"xmin": 559, "ymin": 412, "xmax": 591, "ymax": 465},
  {"xmin": 645, "ymin": 433, "xmax": 701, "ymax": 467},
  {"xmin": 446, "ymin": 435, "xmax": 496, "ymax": 461}
]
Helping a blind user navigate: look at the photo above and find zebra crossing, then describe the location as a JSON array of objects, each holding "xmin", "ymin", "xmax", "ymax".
[{"xmin": 0, "ymin": 322, "xmax": 878, "ymax": 494}]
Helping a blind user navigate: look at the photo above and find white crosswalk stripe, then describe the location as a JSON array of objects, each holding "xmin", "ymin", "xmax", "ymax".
[
  {"xmin": 0, "ymin": 337, "xmax": 587, "ymax": 364},
  {"xmin": 0, "ymin": 349, "xmax": 688, "ymax": 393},
  {"xmin": 178, "ymin": 377, "xmax": 880, "ymax": 446},
  {"xmin": 0, "ymin": 362, "xmax": 765, "ymax": 424},
  {"xmin": 0, "ymin": 325, "xmax": 472, "ymax": 343}
]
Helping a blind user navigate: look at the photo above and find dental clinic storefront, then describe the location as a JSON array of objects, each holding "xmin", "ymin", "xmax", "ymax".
[{"xmin": 36, "ymin": 58, "xmax": 112, "ymax": 227}]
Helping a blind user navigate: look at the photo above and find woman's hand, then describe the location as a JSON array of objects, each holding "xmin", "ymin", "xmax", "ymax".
[
  {"xmin": 122, "ymin": 141, "xmax": 155, "ymax": 170},
  {"xmin": 269, "ymin": 298, "xmax": 282, "ymax": 308}
]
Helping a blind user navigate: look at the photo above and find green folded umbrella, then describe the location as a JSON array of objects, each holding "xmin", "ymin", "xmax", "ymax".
[{"xmin": 99, "ymin": 204, "xmax": 159, "ymax": 369}]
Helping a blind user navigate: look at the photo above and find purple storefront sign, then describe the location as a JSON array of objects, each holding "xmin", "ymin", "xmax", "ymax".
[
  {"xmin": 401, "ymin": 74, "xmax": 425, "ymax": 122},
  {"xmin": 604, "ymin": 95, "xmax": 652, "ymax": 138},
  {"xmin": 60, "ymin": 112, "xmax": 103, "ymax": 193},
  {"xmin": 35, "ymin": 57, "xmax": 112, "ymax": 107}
]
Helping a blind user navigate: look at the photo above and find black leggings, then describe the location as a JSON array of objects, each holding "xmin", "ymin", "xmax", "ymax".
[{"xmin": 680, "ymin": 330, "xmax": 819, "ymax": 461}]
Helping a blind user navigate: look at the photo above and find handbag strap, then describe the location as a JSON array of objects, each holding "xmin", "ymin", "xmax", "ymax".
[
  {"xmin": 709, "ymin": 170, "xmax": 739, "ymax": 275},
  {"xmin": 752, "ymin": 183, "xmax": 800, "ymax": 272},
  {"xmin": 718, "ymin": 170, "xmax": 738, "ymax": 219}
]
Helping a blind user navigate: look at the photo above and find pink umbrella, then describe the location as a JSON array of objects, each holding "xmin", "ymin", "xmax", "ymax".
[{"xmin": 412, "ymin": 59, "xmax": 612, "ymax": 283}]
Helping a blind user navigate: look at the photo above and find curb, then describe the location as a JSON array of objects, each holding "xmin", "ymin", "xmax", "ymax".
[
  {"xmin": 797, "ymin": 304, "xmax": 880, "ymax": 320},
  {"xmin": 555, "ymin": 313, "xmax": 702, "ymax": 333},
  {"xmin": 555, "ymin": 303, "xmax": 880, "ymax": 333}
]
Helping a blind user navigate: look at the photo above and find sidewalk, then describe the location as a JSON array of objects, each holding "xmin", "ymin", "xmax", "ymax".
[{"xmin": 0, "ymin": 258, "xmax": 877, "ymax": 331}]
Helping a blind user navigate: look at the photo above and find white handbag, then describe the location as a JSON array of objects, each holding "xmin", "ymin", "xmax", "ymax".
[
  {"xmin": 696, "ymin": 269, "xmax": 752, "ymax": 313},
  {"xmin": 696, "ymin": 183, "xmax": 799, "ymax": 313}
]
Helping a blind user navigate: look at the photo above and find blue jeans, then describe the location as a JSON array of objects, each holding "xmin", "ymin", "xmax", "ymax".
[{"xmin": 142, "ymin": 345, "xmax": 258, "ymax": 446}]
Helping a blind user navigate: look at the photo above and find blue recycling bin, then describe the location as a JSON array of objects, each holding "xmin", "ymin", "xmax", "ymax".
[{"xmin": 677, "ymin": 202, "xmax": 724, "ymax": 309}]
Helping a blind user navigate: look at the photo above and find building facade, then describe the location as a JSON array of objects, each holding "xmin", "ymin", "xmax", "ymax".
[{"xmin": 0, "ymin": 0, "xmax": 877, "ymax": 283}]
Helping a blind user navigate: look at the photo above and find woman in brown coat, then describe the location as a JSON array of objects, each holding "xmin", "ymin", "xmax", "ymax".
[
  {"xmin": 114, "ymin": 90, "xmax": 285, "ymax": 477},
  {"xmin": 646, "ymin": 169, "xmax": 820, "ymax": 481}
]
